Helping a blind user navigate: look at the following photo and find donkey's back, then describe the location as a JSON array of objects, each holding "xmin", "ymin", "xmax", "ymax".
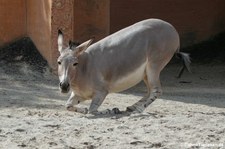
[{"xmin": 86, "ymin": 19, "xmax": 180, "ymax": 93}]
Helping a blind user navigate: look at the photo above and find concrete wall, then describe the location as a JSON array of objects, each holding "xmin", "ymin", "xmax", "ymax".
[
  {"xmin": 0, "ymin": 0, "xmax": 26, "ymax": 46},
  {"xmin": 110, "ymin": 0, "xmax": 225, "ymax": 47}
]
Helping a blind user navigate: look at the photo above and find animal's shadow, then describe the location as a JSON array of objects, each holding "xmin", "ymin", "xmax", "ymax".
[{"xmin": 85, "ymin": 110, "xmax": 158, "ymax": 120}]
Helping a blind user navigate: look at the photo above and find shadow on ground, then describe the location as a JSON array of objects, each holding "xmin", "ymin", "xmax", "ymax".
[{"xmin": 0, "ymin": 38, "xmax": 67, "ymax": 109}]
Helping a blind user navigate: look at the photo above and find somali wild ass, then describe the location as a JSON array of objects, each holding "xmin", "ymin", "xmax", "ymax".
[{"xmin": 57, "ymin": 19, "xmax": 191, "ymax": 114}]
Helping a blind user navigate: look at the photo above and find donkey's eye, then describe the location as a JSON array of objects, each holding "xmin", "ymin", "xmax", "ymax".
[
  {"xmin": 58, "ymin": 61, "xmax": 61, "ymax": 65},
  {"xmin": 73, "ymin": 62, "xmax": 78, "ymax": 66}
]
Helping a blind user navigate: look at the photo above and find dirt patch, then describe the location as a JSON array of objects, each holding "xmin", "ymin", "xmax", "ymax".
[{"xmin": 0, "ymin": 37, "xmax": 47, "ymax": 72}]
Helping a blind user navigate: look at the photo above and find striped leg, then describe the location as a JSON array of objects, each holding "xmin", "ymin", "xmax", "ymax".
[{"xmin": 126, "ymin": 66, "xmax": 162, "ymax": 113}]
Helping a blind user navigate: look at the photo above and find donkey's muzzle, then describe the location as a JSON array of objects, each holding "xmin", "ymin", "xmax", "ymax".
[{"xmin": 59, "ymin": 82, "xmax": 70, "ymax": 93}]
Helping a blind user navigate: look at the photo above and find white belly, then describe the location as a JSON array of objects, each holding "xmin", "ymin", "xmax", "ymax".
[{"xmin": 109, "ymin": 62, "xmax": 147, "ymax": 93}]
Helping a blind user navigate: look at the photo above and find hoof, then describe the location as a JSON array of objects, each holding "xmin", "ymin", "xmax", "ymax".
[
  {"xmin": 66, "ymin": 106, "xmax": 76, "ymax": 112},
  {"xmin": 126, "ymin": 106, "xmax": 135, "ymax": 112},
  {"xmin": 77, "ymin": 107, "xmax": 88, "ymax": 114},
  {"xmin": 126, "ymin": 106, "xmax": 142, "ymax": 113},
  {"xmin": 88, "ymin": 110, "xmax": 99, "ymax": 115},
  {"xmin": 66, "ymin": 106, "xmax": 88, "ymax": 114},
  {"xmin": 112, "ymin": 108, "xmax": 122, "ymax": 114}
]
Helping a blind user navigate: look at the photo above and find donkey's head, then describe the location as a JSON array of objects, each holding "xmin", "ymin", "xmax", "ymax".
[{"xmin": 57, "ymin": 30, "xmax": 93, "ymax": 93}]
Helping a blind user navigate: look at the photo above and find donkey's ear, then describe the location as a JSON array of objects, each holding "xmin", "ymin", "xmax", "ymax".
[
  {"xmin": 74, "ymin": 38, "xmax": 94, "ymax": 56},
  {"xmin": 58, "ymin": 29, "xmax": 64, "ymax": 53},
  {"xmin": 69, "ymin": 40, "xmax": 80, "ymax": 49}
]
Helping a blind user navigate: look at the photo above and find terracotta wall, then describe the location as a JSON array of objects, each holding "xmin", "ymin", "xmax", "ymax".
[
  {"xmin": 0, "ymin": 0, "xmax": 26, "ymax": 46},
  {"xmin": 0, "ymin": 0, "xmax": 53, "ymax": 67},
  {"xmin": 51, "ymin": 0, "xmax": 74, "ymax": 70},
  {"xmin": 73, "ymin": 0, "xmax": 110, "ymax": 42},
  {"xmin": 1, "ymin": 0, "xmax": 225, "ymax": 69},
  {"xmin": 27, "ymin": 0, "xmax": 52, "ymax": 66},
  {"xmin": 50, "ymin": 0, "xmax": 110, "ymax": 69},
  {"xmin": 110, "ymin": 0, "xmax": 225, "ymax": 47}
]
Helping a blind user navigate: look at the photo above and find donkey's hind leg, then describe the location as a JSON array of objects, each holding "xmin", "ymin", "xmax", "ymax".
[{"xmin": 126, "ymin": 66, "xmax": 162, "ymax": 113}]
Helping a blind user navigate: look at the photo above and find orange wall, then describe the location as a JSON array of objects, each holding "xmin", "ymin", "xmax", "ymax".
[
  {"xmin": 73, "ymin": 0, "xmax": 110, "ymax": 42},
  {"xmin": 0, "ymin": 0, "xmax": 52, "ymax": 67},
  {"xmin": 1, "ymin": 0, "xmax": 225, "ymax": 69},
  {"xmin": 0, "ymin": 0, "xmax": 26, "ymax": 46},
  {"xmin": 27, "ymin": 0, "xmax": 52, "ymax": 65},
  {"xmin": 110, "ymin": 0, "xmax": 225, "ymax": 47}
]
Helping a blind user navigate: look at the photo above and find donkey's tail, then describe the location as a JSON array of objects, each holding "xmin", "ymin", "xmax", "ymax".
[{"xmin": 175, "ymin": 52, "xmax": 191, "ymax": 78}]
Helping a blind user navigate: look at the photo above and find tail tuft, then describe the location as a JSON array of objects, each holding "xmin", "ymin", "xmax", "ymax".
[{"xmin": 176, "ymin": 52, "xmax": 191, "ymax": 78}]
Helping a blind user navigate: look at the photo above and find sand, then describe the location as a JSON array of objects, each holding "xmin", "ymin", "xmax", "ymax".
[{"xmin": 0, "ymin": 60, "xmax": 225, "ymax": 149}]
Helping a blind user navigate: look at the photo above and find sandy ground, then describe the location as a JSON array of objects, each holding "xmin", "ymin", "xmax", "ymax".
[{"xmin": 0, "ymin": 60, "xmax": 225, "ymax": 149}]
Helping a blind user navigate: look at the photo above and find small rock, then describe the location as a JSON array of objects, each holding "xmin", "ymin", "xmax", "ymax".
[
  {"xmin": 30, "ymin": 137, "xmax": 36, "ymax": 141},
  {"xmin": 83, "ymin": 142, "xmax": 95, "ymax": 148},
  {"xmin": 151, "ymin": 142, "xmax": 162, "ymax": 148},
  {"xmin": 83, "ymin": 142, "xmax": 90, "ymax": 145},
  {"xmin": 107, "ymin": 128, "xmax": 114, "ymax": 131},
  {"xmin": 87, "ymin": 145, "xmax": 95, "ymax": 149},
  {"xmin": 7, "ymin": 115, "xmax": 12, "ymax": 118},
  {"xmin": 117, "ymin": 125, "xmax": 129, "ymax": 129},
  {"xmin": 208, "ymin": 134, "xmax": 215, "ymax": 138},
  {"xmin": 18, "ymin": 143, "xmax": 26, "ymax": 147},
  {"xmin": 15, "ymin": 128, "xmax": 26, "ymax": 132},
  {"xmin": 130, "ymin": 141, "xmax": 144, "ymax": 145},
  {"xmin": 43, "ymin": 124, "xmax": 60, "ymax": 128},
  {"xmin": 49, "ymin": 142, "xmax": 57, "ymax": 146}
]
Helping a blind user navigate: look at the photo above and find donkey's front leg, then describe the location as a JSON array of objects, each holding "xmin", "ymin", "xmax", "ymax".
[
  {"xmin": 88, "ymin": 90, "xmax": 108, "ymax": 114},
  {"xmin": 88, "ymin": 90, "xmax": 122, "ymax": 115},
  {"xmin": 65, "ymin": 92, "xmax": 76, "ymax": 110},
  {"xmin": 66, "ymin": 92, "xmax": 87, "ymax": 113}
]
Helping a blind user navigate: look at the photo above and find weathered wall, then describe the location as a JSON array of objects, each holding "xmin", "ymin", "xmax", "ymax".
[
  {"xmin": 51, "ymin": 0, "xmax": 74, "ymax": 70},
  {"xmin": 110, "ymin": 0, "xmax": 225, "ymax": 47},
  {"xmin": 1, "ymin": 0, "xmax": 225, "ymax": 69},
  {"xmin": 48, "ymin": 0, "xmax": 110, "ymax": 70},
  {"xmin": 27, "ymin": 0, "xmax": 52, "ymax": 66},
  {"xmin": 0, "ymin": 0, "xmax": 26, "ymax": 46},
  {"xmin": 73, "ymin": 0, "xmax": 110, "ymax": 42}
]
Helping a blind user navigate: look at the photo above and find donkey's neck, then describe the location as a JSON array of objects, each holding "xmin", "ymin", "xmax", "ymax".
[
  {"xmin": 72, "ymin": 52, "xmax": 93, "ymax": 98},
  {"xmin": 77, "ymin": 52, "xmax": 89, "ymax": 74}
]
